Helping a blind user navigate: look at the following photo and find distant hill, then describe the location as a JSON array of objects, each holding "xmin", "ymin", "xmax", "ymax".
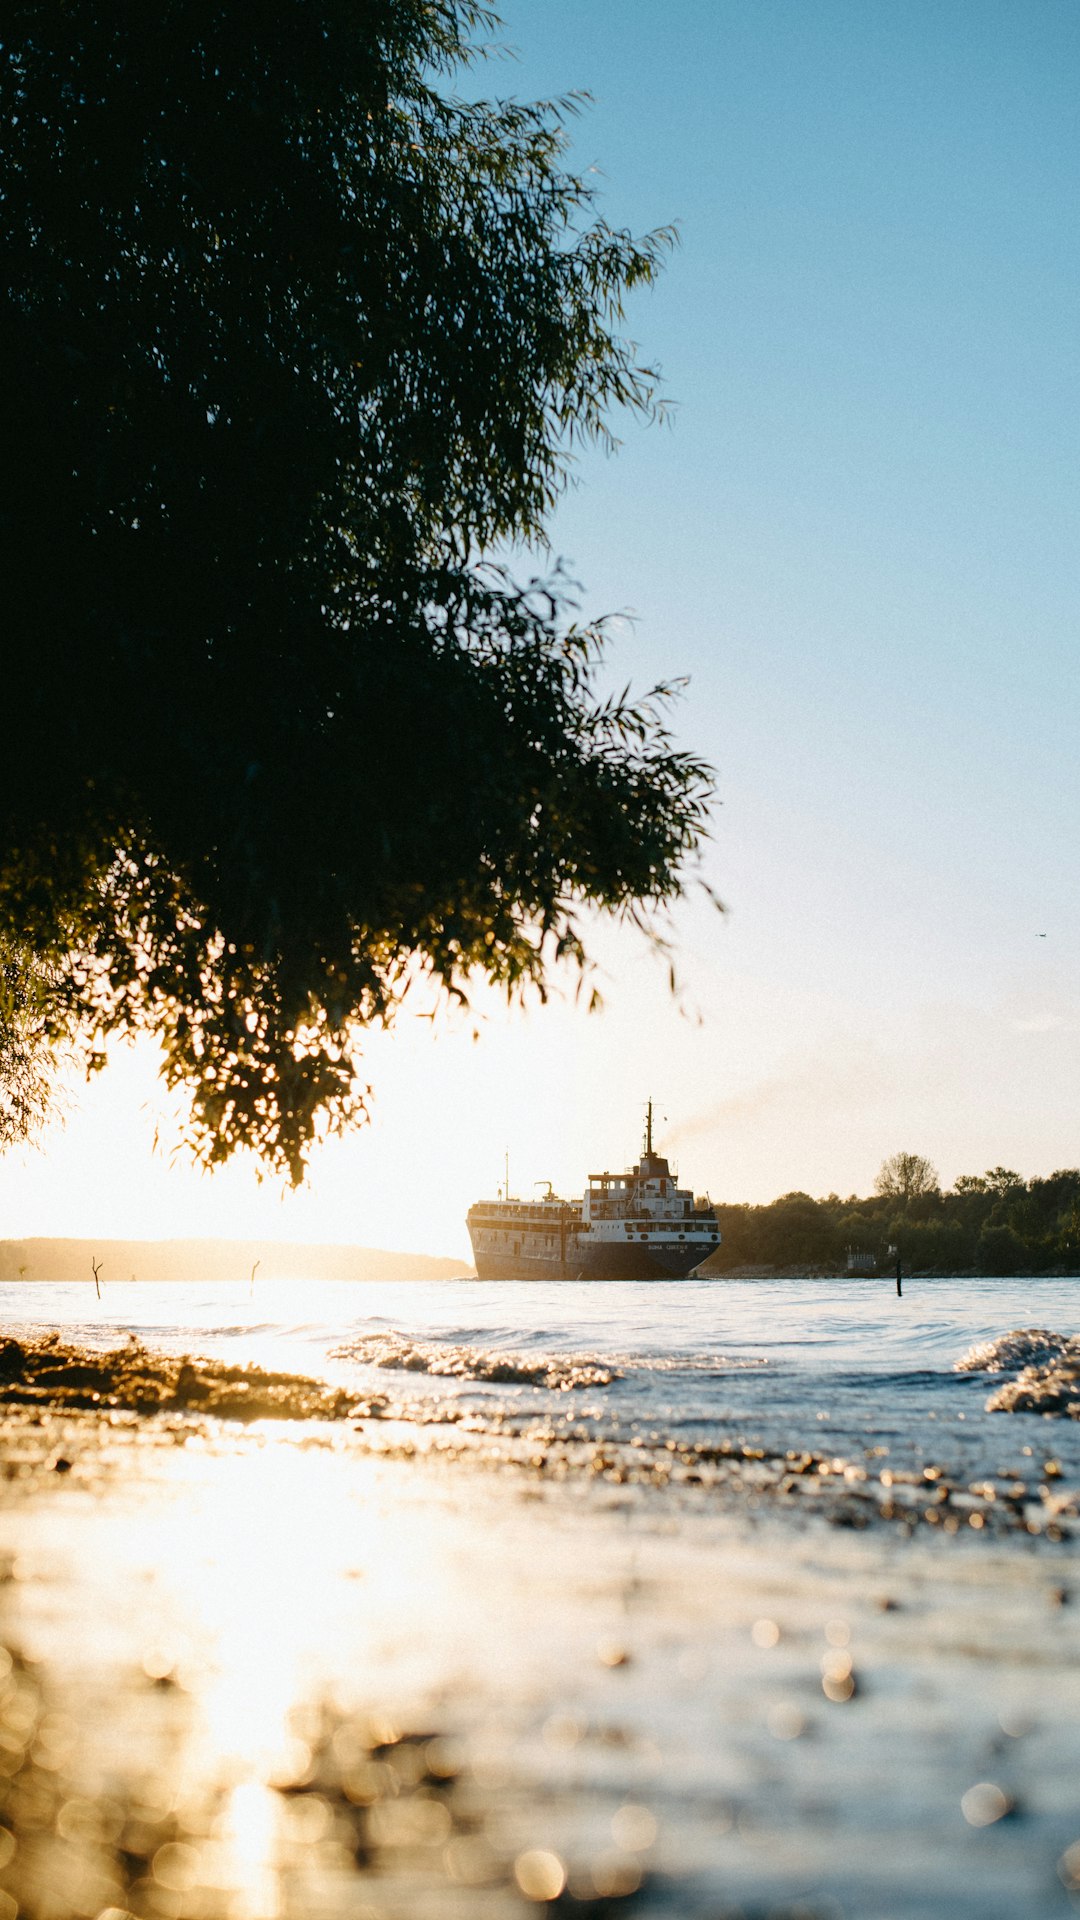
[{"xmin": 0, "ymin": 1238, "xmax": 473, "ymax": 1284}]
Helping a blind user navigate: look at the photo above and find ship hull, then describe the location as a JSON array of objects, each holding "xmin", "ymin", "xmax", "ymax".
[{"xmin": 472, "ymin": 1241, "xmax": 716, "ymax": 1282}]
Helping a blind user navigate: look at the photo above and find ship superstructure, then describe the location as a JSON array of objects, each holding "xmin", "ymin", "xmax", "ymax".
[{"xmin": 467, "ymin": 1103, "xmax": 721, "ymax": 1281}]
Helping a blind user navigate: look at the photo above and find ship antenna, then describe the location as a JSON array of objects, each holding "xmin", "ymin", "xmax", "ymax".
[{"xmin": 644, "ymin": 1098, "xmax": 653, "ymax": 1159}]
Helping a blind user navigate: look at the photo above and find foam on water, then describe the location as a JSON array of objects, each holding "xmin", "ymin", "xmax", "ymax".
[
  {"xmin": 955, "ymin": 1328, "xmax": 1075, "ymax": 1373},
  {"xmin": 331, "ymin": 1331, "xmax": 621, "ymax": 1390},
  {"xmin": 3, "ymin": 1276, "xmax": 1080, "ymax": 1494}
]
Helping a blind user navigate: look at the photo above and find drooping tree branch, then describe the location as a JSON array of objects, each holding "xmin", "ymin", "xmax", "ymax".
[{"xmin": 0, "ymin": 1, "xmax": 713, "ymax": 1178}]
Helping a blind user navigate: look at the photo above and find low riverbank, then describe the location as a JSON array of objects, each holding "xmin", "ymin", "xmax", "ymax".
[{"xmin": 703, "ymin": 1262, "xmax": 1080, "ymax": 1280}]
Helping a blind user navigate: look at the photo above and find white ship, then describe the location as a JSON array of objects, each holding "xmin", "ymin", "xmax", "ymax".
[{"xmin": 467, "ymin": 1103, "xmax": 721, "ymax": 1280}]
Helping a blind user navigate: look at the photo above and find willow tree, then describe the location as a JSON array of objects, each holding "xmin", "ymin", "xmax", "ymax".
[
  {"xmin": 0, "ymin": 1, "xmax": 711, "ymax": 1180},
  {"xmin": 0, "ymin": 952, "xmax": 54, "ymax": 1150}
]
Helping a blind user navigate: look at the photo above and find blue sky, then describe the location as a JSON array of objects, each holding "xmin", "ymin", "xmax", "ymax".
[
  {"xmin": 493, "ymin": 0, "xmax": 1080, "ymax": 870},
  {"xmin": 493, "ymin": 0, "xmax": 1080, "ymax": 1022},
  {"xmin": 1, "ymin": 2, "xmax": 1078, "ymax": 1253}
]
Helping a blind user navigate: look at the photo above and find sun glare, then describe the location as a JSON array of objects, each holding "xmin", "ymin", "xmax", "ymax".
[{"xmin": 27, "ymin": 1433, "xmax": 463, "ymax": 1918}]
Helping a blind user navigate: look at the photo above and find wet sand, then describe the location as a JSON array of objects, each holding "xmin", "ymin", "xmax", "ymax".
[{"xmin": 0, "ymin": 1365, "xmax": 1078, "ymax": 1919}]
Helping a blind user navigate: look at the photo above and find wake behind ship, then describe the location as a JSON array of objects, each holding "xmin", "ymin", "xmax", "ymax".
[{"xmin": 467, "ymin": 1105, "xmax": 721, "ymax": 1280}]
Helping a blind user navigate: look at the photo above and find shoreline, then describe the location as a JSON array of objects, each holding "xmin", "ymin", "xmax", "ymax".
[
  {"xmin": 1, "ymin": 1329, "xmax": 1078, "ymax": 1544},
  {"xmin": 0, "ymin": 1390, "xmax": 1078, "ymax": 1918},
  {"xmin": 1, "ymin": 1291, "xmax": 1079, "ymax": 1917},
  {"xmin": 7, "ymin": 1267, "xmax": 1078, "ymax": 1291},
  {"xmin": 0, "ymin": 1238, "xmax": 471, "ymax": 1285},
  {"xmin": 704, "ymin": 1263, "xmax": 1080, "ymax": 1280}
]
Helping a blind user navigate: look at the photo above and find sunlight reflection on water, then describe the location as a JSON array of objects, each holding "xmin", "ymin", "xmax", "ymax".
[
  {"xmin": 2, "ymin": 1411, "xmax": 1078, "ymax": 1920},
  {"xmin": 0, "ymin": 1274, "xmax": 1079, "ymax": 1916},
  {"xmin": 4, "ymin": 1433, "xmax": 506, "ymax": 1919}
]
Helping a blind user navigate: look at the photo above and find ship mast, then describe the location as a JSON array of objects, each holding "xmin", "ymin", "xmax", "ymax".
[{"xmin": 643, "ymin": 1098, "xmax": 653, "ymax": 1159}]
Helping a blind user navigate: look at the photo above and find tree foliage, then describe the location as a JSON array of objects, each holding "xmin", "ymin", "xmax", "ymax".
[
  {"xmin": 0, "ymin": 952, "xmax": 57, "ymax": 1149},
  {"xmin": 706, "ymin": 1163, "xmax": 1080, "ymax": 1276},
  {"xmin": 873, "ymin": 1151, "xmax": 940, "ymax": 1202},
  {"xmin": 983, "ymin": 1166, "xmax": 1024, "ymax": 1197},
  {"xmin": 0, "ymin": 1, "xmax": 712, "ymax": 1176},
  {"xmin": 975, "ymin": 1223, "xmax": 1027, "ymax": 1278}
]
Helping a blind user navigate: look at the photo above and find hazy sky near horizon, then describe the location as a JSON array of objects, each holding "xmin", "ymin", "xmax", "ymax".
[{"xmin": 2, "ymin": 1, "xmax": 1079, "ymax": 1260}]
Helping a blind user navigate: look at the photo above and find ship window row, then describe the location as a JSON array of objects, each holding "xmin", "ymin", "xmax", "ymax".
[
  {"xmin": 473, "ymin": 1227, "xmax": 713, "ymax": 1245},
  {"xmin": 473, "ymin": 1205, "xmax": 712, "ymax": 1224},
  {"xmin": 473, "ymin": 1231, "xmax": 559, "ymax": 1247},
  {"xmin": 470, "ymin": 1210, "xmax": 571, "ymax": 1224},
  {"xmin": 608, "ymin": 1218, "xmax": 706, "ymax": 1227}
]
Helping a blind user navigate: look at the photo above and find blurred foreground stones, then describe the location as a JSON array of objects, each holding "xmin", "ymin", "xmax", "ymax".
[
  {"xmin": 0, "ymin": 1345, "xmax": 1077, "ymax": 1919},
  {"xmin": 0, "ymin": 1649, "xmax": 660, "ymax": 1920}
]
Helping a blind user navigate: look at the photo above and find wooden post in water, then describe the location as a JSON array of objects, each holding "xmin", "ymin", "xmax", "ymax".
[{"xmin": 895, "ymin": 1254, "xmax": 903, "ymax": 1298}]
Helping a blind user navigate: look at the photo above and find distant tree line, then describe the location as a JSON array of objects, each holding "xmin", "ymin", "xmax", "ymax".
[{"xmin": 703, "ymin": 1154, "xmax": 1080, "ymax": 1276}]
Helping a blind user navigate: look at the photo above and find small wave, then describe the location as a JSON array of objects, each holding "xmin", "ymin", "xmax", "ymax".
[
  {"xmin": 331, "ymin": 1333, "xmax": 769, "ymax": 1390},
  {"xmin": 955, "ymin": 1329, "xmax": 1074, "ymax": 1375},
  {"xmin": 620, "ymin": 1353, "xmax": 768, "ymax": 1373},
  {"xmin": 331, "ymin": 1333, "xmax": 620, "ymax": 1390},
  {"xmin": 832, "ymin": 1368, "xmax": 949, "ymax": 1388},
  {"xmin": 954, "ymin": 1328, "xmax": 1080, "ymax": 1418},
  {"xmin": 986, "ymin": 1363, "xmax": 1080, "ymax": 1417}
]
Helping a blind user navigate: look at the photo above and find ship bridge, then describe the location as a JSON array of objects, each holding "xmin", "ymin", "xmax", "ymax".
[{"xmin": 581, "ymin": 1104, "xmax": 698, "ymax": 1225}]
